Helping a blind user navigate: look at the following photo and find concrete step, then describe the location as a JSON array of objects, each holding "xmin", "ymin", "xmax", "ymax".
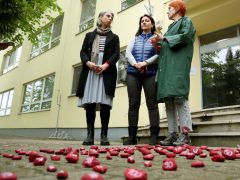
[
  {"xmin": 121, "ymin": 106, "xmax": 240, "ymax": 147},
  {"xmin": 136, "ymin": 106, "xmax": 240, "ymax": 135},
  {"xmin": 121, "ymin": 132, "xmax": 240, "ymax": 147}
]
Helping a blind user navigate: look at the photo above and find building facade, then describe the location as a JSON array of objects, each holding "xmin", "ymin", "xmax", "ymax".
[{"xmin": 0, "ymin": 0, "xmax": 240, "ymax": 140}]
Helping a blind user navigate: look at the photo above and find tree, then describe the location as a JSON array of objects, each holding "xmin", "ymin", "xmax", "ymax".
[
  {"xmin": 224, "ymin": 47, "xmax": 240, "ymax": 105},
  {"xmin": 0, "ymin": 0, "xmax": 61, "ymax": 49}
]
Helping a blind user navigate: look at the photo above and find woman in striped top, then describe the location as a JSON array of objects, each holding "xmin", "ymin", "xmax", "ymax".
[{"xmin": 76, "ymin": 11, "xmax": 120, "ymax": 146}]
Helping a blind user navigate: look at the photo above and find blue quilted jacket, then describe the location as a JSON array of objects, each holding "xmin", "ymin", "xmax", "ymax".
[{"xmin": 128, "ymin": 33, "xmax": 158, "ymax": 76}]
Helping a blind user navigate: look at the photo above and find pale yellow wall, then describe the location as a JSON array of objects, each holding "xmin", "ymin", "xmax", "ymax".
[
  {"xmin": 1, "ymin": 0, "xmax": 240, "ymax": 129},
  {"xmin": 0, "ymin": 0, "xmax": 70, "ymax": 128}
]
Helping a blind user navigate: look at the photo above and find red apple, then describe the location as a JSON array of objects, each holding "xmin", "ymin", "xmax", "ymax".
[
  {"xmin": 11, "ymin": 155, "xmax": 22, "ymax": 160},
  {"xmin": 65, "ymin": 153, "xmax": 79, "ymax": 163},
  {"xmin": 55, "ymin": 148, "xmax": 66, "ymax": 155},
  {"xmin": 124, "ymin": 148, "xmax": 135, "ymax": 155},
  {"xmin": 191, "ymin": 161, "xmax": 205, "ymax": 167},
  {"xmin": 211, "ymin": 155, "xmax": 225, "ymax": 162},
  {"xmin": 93, "ymin": 165, "xmax": 108, "ymax": 174},
  {"xmin": 173, "ymin": 146, "xmax": 185, "ymax": 154},
  {"xmin": 120, "ymin": 153, "xmax": 131, "ymax": 158},
  {"xmin": 222, "ymin": 148, "xmax": 236, "ymax": 160},
  {"xmin": 82, "ymin": 156, "xmax": 100, "ymax": 168},
  {"xmin": 179, "ymin": 151, "xmax": 188, "ymax": 156},
  {"xmin": 127, "ymin": 157, "xmax": 135, "ymax": 163},
  {"xmin": 98, "ymin": 148, "xmax": 107, "ymax": 153},
  {"xmin": 200, "ymin": 145, "xmax": 209, "ymax": 150},
  {"xmin": 90, "ymin": 145, "xmax": 98, "ymax": 150},
  {"xmin": 106, "ymin": 155, "xmax": 112, "ymax": 160},
  {"xmin": 81, "ymin": 172, "xmax": 104, "ymax": 180},
  {"xmin": 139, "ymin": 148, "xmax": 151, "ymax": 155},
  {"xmin": 109, "ymin": 150, "xmax": 119, "ymax": 156},
  {"xmin": 166, "ymin": 146, "xmax": 175, "ymax": 152},
  {"xmin": 209, "ymin": 150, "xmax": 220, "ymax": 156},
  {"xmin": 190, "ymin": 147, "xmax": 203, "ymax": 155},
  {"xmin": 144, "ymin": 161, "xmax": 152, "ymax": 167},
  {"xmin": 57, "ymin": 170, "xmax": 68, "ymax": 179},
  {"xmin": 33, "ymin": 156, "xmax": 47, "ymax": 166},
  {"xmin": 47, "ymin": 165, "xmax": 57, "ymax": 172},
  {"xmin": 166, "ymin": 153, "xmax": 176, "ymax": 158},
  {"xmin": 0, "ymin": 172, "xmax": 17, "ymax": 180},
  {"xmin": 185, "ymin": 152, "xmax": 195, "ymax": 160},
  {"xmin": 51, "ymin": 155, "xmax": 61, "ymax": 161},
  {"xmin": 89, "ymin": 149, "xmax": 99, "ymax": 158},
  {"xmin": 28, "ymin": 151, "xmax": 39, "ymax": 162},
  {"xmin": 3, "ymin": 153, "xmax": 13, "ymax": 158},
  {"xmin": 124, "ymin": 168, "xmax": 147, "ymax": 180},
  {"xmin": 199, "ymin": 153, "xmax": 207, "ymax": 158},
  {"xmin": 80, "ymin": 150, "xmax": 88, "ymax": 155},
  {"xmin": 143, "ymin": 154, "xmax": 155, "ymax": 160},
  {"xmin": 162, "ymin": 158, "xmax": 177, "ymax": 171}
]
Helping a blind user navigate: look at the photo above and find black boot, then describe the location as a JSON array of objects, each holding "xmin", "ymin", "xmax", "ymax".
[
  {"xmin": 100, "ymin": 104, "xmax": 110, "ymax": 146},
  {"xmin": 100, "ymin": 127, "xmax": 110, "ymax": 146},
  {"xmin": 150, "ymin": 126, "xmax": 160, "ymax": 145},
  {"xmin": 159, "ymin": 132, "xmax": 178, "ymax": 146},
  {"xmin": 173, "ymin": 133, "xmax": 191, "ymax": 146},
  {"xmin": 82, "ymin": 124, "xmax": 94, "ymax": 145},
  {"xmin": 123, "ymin": 126, "xmax": 138, "ymax": 145},
  {"xmin": 83, "ymin": 104, "xmax": 96, "ymax": 146}
]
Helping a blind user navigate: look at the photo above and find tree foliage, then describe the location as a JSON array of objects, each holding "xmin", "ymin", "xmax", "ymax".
[
  {"xmin": 202, "ymin": 47, "xmax": 240, "ymax": 108},
  {"xmin": 0, "ymin": 0, "xmax": 61, "ymax": 46}
]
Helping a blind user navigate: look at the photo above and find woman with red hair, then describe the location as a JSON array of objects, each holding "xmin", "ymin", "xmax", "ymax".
[{"xmin": 149, "ymin": 0, "xmax": 196, "ymax": 146}]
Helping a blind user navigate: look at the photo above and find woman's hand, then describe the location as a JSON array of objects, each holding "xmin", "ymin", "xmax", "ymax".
[
  {"xmin": 134, "ymin": 62, "xmax": 147, "ymax": 74},
  {"xmin": 95, "ymin": 63, "xmax": 109, "ymax": 74},
  {"xmin": 86, "ymin": 61, "xmax": 97, "ymax": 70},
  {"xmin": 137, "ymin": 61, "xmax": 148, "ymax": 69},
  {"xmin": 148, "ymin": 33, "xmax": 164, "ymax": 44}
]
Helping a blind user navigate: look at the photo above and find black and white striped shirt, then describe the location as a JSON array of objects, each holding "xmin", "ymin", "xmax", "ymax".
[{"xmin": 99, "ymin": 36, "xmax": 106, "ymax": 52}]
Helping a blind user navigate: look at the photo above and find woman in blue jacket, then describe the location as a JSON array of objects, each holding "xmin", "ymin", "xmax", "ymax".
[{"xmin": 124, "ymin": 14, "xmax": 160, "ymax": 145}]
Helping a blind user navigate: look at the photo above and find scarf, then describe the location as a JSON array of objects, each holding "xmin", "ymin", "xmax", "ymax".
[{"xmin": 91, "ymin": 26, "xmax": 111, "ymax": 63}]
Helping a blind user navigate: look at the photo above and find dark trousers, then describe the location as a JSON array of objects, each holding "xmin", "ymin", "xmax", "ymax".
[
  {"xmin": 85, "ymin": 103, "xmax": 111, "ymax": 128},
  {"xmin": 126, "ymin": 74, "xmax": 160, "ymax": 127}
]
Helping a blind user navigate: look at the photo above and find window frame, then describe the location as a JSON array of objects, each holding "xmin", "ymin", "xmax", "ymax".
[
  {"xmin": 30, "ymin": 16, "xmax": 64, "ymax": 59},
  {"xmin": 120, "ymin": 0, "xmax": 144, "ymax": 12},
  {"xmin": 79, "ymin": 0, "xmax": 96, "ymax": 33},
  {"xmin": 200, "ymin": 24, "xmax": 240, "ymax": 109},
  {"xmin": 116, "ymin": 47, "xmax": 128, "ymax": 87},
  {"xmin": 21, "ymin": 74, "xmax": 55, "ymax": 113},
  {"xmin": 0, "ymin": 89, "xmax": 14, "ymax": 116},
  {"xmin": 2, "ymin": 46, "xmax": 22, "ymax": 74},
  {"xmin": 71, "ymin": 64, "xmax": 82, "ymax": 95}
]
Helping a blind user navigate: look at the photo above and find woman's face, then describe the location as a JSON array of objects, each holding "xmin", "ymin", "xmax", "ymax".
[
  {"xmin": 100, "ymin": 12, "xmax": 113, "ymax": 28},
  {"xmin": 167, "ymin": 6, "xmax": 178, "ymax": 20},
  {"xmin": 141, "ymin": 16, "xmax": 153, "ymax": 32}
]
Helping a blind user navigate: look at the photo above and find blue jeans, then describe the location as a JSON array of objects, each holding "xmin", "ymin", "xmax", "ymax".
[{"xmin": 126, "ymin": 74, "xmax": 160, "ymax": 127}]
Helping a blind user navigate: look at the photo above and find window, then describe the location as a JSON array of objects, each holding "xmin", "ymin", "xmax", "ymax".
[
  {"xmin": 30, "ymin": 16, "xmax": 63, "ymax": 58},
  {"xmin": 21, "ymin": 74, "xmax": 55, "ymax": 113},
  {"xmin": 200, "ymin": 25, "xmax": 240, "ymax": 109},
  {"xmin": 79, "ymin": 0, "xmax": 96, "ymax": 33},
  {"xmin": 2, "ymin": 46, "xmax": 22, "ymax": 74},
  {"xmin": 121, "ymin": 0, "xmax": 143, "ymax": 11},
  {"xmin": 71, "ymin": 65, "xmax": 82, "ymax": 95},
  {"xmin": 117, "ymin": 49, "xmax": 128, "ymax": 85},
  {"xmin": 0, "ymin": 89, "xmax": 14, "ymax": 116},
  {"xmin": 199, "ymin": 26, "xmax": 238, "ymax": 46}
]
